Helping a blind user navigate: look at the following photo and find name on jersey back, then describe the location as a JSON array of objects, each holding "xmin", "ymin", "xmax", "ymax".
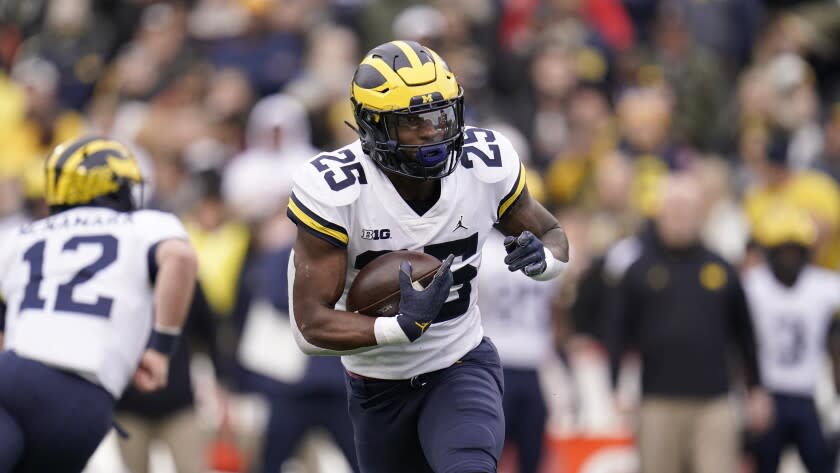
[{"xmin": 20, "ymin": 212, "xmax": 134, "ymax": 235}]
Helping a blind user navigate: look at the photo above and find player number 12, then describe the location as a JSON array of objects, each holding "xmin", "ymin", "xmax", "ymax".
[{"xmin": 19, "ymin": 234, "xmax": 118, "ymax": 318}]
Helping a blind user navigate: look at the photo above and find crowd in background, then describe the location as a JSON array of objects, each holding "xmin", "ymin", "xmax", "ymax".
[{"xmin": 2, "ymin": 0, "xmax": 840, "ymax": 472}]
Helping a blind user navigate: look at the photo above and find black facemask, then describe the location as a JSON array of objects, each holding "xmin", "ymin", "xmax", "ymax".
[{"xmin": 765, "ymin": 243, "xmax": 810, "ymax": 287}]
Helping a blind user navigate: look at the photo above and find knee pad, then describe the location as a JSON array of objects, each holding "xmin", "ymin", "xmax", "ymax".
[{"xmin": 438, "ymin": 423, "xmax": 500, "ymax": 473}]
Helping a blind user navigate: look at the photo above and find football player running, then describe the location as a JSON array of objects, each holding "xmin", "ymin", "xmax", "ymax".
[
  {"xmin": 287, "ymin": 41, "xmax": 569, "ymax": 473},
  {"xmin": 0, "ymin": 137, "xmax": 197, "ymax": 473},
  {"xmin": 745, "ymin": 207, "xmax": 840, "ymax": 473}
]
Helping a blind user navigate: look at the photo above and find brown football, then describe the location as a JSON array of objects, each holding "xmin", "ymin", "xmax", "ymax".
[{"xmin": 346, "ymin": 250, "xmax": 442, "ymax": 317}]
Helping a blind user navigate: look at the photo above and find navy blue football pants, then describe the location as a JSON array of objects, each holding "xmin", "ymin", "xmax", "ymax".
[
  {"xmin": 753, "ymin": 392, "xmax": 834, "ymax": 473},
  {"xmin": 346, "ymin": 337, "xmax": 505, "ymax": 473},
  {"xmin": 0, "ymin": 351, "xmax": 114, "ymax": 473},
  {"xmin": 502, "ymin": 367, "xmax": 547, "ymax": 473}
]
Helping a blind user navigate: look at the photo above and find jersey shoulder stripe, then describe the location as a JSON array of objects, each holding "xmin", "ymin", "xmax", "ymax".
[
  {"xmin": 497, "ymin": 162, "xmax": 525, "ymax": 220},
  {"xmin": 287, "ymin": 191, "xmax": 349, "ymax": 247}
]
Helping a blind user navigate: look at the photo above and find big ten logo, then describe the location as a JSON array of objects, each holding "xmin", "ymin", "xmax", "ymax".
[{"xmin": 361, "ymin": 228, "xmax": 391, "ymax": 240}]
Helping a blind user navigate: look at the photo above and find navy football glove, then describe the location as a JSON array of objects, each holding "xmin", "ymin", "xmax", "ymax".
[
  {"xmin": 396, "ymin": 254, "xmax": 454, "ymax": 342},
  {"xmin": 504, "ymin": 231, "xmax": 547, "ymax": 277}
]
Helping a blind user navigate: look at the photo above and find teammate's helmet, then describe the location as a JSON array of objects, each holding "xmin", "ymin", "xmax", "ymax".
[
  {"xmin": 45, "ymin": 136, "xmax": 144, "ymax": 214},
  {"xmin": 350, "ymin": 40, "xmax": 464, "ymax": 180},
  {"xmin": 753, "ymin": 205, "xmax": 816, "ymax": 248}
]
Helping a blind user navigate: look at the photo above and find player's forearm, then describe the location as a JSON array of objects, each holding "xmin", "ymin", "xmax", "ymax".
[
  {"xmin": 294, "ymin": 303, "xmax": 378, "ymax": 351},
  {"xmin": 0, "ymin": 333, "xmax": 4, "ymax": 351},
  {"xmin": 541, "ymin": 225, "xmax": 570, "ymax": 263},
  {"xmin": 153, "ymin": 242, "xmax": 197, "ymax": 330}
]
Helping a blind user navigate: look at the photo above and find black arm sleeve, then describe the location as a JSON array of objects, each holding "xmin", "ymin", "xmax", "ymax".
[
  {"xmin": 0, "ymin": 298, "xmax": 5, "ymax": 332},
  {"xmin": 186, "ymin": 283, "xmax": 221, "ymax": 378},
  {"xmin": 605, "ymin": 264, "xmax": 640, "ymax": 387},
  {"xmin": 728, "ymin": 275, "xmax": 761, "ymax": 388},
  {"xmin": 570, "ymin": 258, "xmax": 607, "ymax": 342}
]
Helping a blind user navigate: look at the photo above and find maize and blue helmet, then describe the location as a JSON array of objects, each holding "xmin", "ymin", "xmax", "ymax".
[
  {"xmin": 44, "ymin": 136, "xmax": 144, "ymax": 215},
  {"xmin": 350, "ymin": 40, "xmax": 464, "ymax": 180}
]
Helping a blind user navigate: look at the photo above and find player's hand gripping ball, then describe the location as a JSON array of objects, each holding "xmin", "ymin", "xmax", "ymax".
[
  {"xmin": 346, "ymin": 251, "xmax": 454, "ymax": 342},
  {"xmin": 347, "ymin": 250, "xmax": 445, "ymax": 317}
]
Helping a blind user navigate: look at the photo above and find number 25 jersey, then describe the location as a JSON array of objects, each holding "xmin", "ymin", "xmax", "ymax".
[
  {"xmin": 0, "ymin": 207, "xmax": 187, "ymax": 397},
  {"xmin": 287, "ymin": 127, "xmax": 525, "ymax": 380}
]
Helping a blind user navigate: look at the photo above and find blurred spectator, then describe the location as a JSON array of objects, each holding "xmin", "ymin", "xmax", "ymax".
[
  {"xmin": 187, "ymin": 0, "xmax": 251, "ymax": 41},
  {"xmin": 144, "ymin": 154, "xmax": 196, "ymax": 214},
  {"xmin": 0, "ymin": 177, "xmax": 26, "ymax": 233},
  {"xmin": 579, "ymin": 151, "xmax": 638, "ymax": 251},
  {"xmin": 742, "ymin": 130, "xmax": 840, "ymax": 269},
  {"xmin": 635, "ymin": 3, "xmax": 727, "ymax": 150},
  {"xmin": 284, "ymin": 23, "xmax": 359, "ymax": 149},
  {"xmin": 236, "ymin": 236, "xmax": 359, "ymax": 473},
  {"xmin": 819, "ymin": 103, "xmax": 840, "ymax": 184},
  {"xmin": 614, "ymin": 86, "xmax": 692, "ymax": 217},
  {"xmin": 744, "ymin": 206, "xmax": 840, "ymax": 473},
  {"xmin": 205, "ymin": 0, "xmax": 308, "ymax": 97},
  {"xmin": 106, "ymin": 3, "xmax": 200, "ymax": 103},
  {"xmin": 183, "ymin": 169, "xmax": 252, "ymax": 384},
  {"xmin": 0, "ymin": 56, "xmax": 84, "ymax": 186},
  {"xmin": 356, "ymin": 0, "xmax": 423, "ymax": 51},
  {"xmin": 692, "ymin": 157, "xmax": 750, "ymax": 265},
  {"xmin": 756, "ymin": 7, "xmax": 840, "ymax": 103},
  {"xmin": 544, "ymin": 86, "xmax": 617, "ymax": 208},
  {"xmin": 479, "ymin": 229, "xmax": 562, "ymax": 473},
  {"xmin": 668, "ymin": 0, "xmax": 762, "ymax": 72},
  {"xmin": 516, "ymin": 40, "xmax": 579, "ymax": 168},
  {"xmin": 391, "ymin": 4, "xmax": 447, "ymax": 50},
  {"xmin": 16, "ymin": 0, "xmax": 116, "ymax": 109},
  {"xmin": 204, "ymin": 67, "xmax": 255, "ymax": 151},
  {"xmin": 765, "ymin": 53, "xmax": 823, "ymax": 169},
  {"xmin": 115, "ymin": 284, "xmax": 219, "ymax": 473},
  {"xmin": 607, "ymin": 174, "xmax": 771, "ymax": 473},
  {"xmin": 131, "ymin": 66, "xmax": 215, "ymax": 166},
  {"xmin": 0, "ymin": 19, "xmax": 23, "ymax": 70},
  {"xmin": 223, "ymin": 93, "xmax": 317, "ymax": 223}
]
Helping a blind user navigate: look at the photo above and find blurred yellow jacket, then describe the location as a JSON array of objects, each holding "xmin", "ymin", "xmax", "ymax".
[
  {"xmin": 186, "ymin": 221, "xmax": 251, "ymax": 316},
  {"xmin": 744, "ymin": 170, "xmax": 840, "ymax": 268}
]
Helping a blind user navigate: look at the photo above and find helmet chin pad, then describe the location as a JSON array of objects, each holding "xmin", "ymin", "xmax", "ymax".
[{"xmin": 417, "ymin": 143, "xmax": 448, "ymax": 166}]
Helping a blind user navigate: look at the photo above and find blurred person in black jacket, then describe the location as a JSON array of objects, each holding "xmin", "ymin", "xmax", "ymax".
[
  {"xmin": 608, "ymin": 173, "xmax": 772, "ymax": 473},
  {"xmin": 115, "ymin": 283, "xmax": 219, "ymax": 473}
]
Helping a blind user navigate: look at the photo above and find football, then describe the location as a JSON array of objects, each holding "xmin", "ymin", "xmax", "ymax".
[{"xmin": 346, "ymin": 250, "xmax": 442, "ymax": 317}]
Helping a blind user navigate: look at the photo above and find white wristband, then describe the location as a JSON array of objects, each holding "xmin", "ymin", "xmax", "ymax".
[
  {"xmin": 153, "ymin": 324, "xmax": 182, "ymax": 336},
  {"xmin": 374, "ymin": 317, "xmax": 410, "ymax": 345},
  {"xmin": 530, "ymin": 247, "xmax": 568, "ymax": 281}
]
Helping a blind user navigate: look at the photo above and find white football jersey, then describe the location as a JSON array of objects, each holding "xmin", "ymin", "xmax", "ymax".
[
  {"xmin": 743, "ymin": 264, "xmax": 840, "ymax": 397},
  {"xmin": 0, "ymin": 207, "xmax": 188, "ymax": 397},
  {"xmin": 287, "ymin": 127, "xmax": 525, "ymax": 379},
  {"xmin": 478, "ymin": 231, "xmax": 557, "ymax": 369}
]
